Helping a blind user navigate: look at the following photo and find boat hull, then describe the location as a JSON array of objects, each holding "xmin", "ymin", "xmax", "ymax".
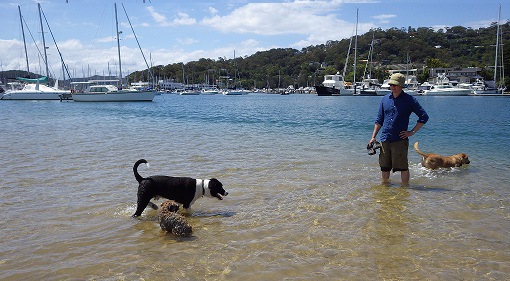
[
  {"xmin": 375, "ymin": 89, "xmax": 419, "ymax": 96},
  {"xmin": 315, "ymin": 85, "xmax": 340, "ymax": 96},
  {"xmin": 1, "ymin": 91, "xmax": 67, "ymax": 100},
  {"xmin": 72, "ymin": 91, "xmax": 156, "ymax": 102},
  {"xmin": 421, "ymin": 89, "xmax": 471, "ymax": 96},
  {"xmin": 222, "ymin": 90, "xmax": 247, "ymax": 95}
]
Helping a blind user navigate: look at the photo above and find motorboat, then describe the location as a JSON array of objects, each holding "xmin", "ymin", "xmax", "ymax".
[
  {"xmin": 421, "ymin": 75, "xmax": 471, "ymax": 96},
  {"xmin": 71, "ymin": 82, "xmax": 156, "ymax": 102},
  {"xmin": 179, "ymin": 89, "xmax": 201, "ymax": 95},
  {"xmin": 222, "ymin": 89, "xmax": 248, "ymax": 95},
  {"xmin": 315, "ymin": 72, "xmax": 352, "ymax": 96},
  {"xmin": 470, "ymin": 79, "xmax": 505, "ymax": 95},
  {"xmin": 201, "ymin": 88, "xmax": 219, "ymax": 95},
  {"xmin": 1, "ymin": 80, "xmax": 69, "ymax": 100}
]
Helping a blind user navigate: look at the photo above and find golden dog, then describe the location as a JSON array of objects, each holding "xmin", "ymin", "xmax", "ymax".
[{"xmin": 413, "ymin": 142, "xmax": 470, "ymax": 169}]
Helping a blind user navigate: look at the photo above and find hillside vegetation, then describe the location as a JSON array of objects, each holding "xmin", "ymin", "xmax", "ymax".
[{"xmin": 132, "ymin": 22, "xmax": 509, "ymax": 89}]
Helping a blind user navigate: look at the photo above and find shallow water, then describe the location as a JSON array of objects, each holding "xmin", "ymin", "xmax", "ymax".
[{"xmin": 1, "ymin": 94, "xmax": 509, "ymax": 280}]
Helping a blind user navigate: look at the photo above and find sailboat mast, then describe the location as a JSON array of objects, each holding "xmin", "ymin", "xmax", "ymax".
[
  {"xmin": 115, "ymin": 3, "xmax": 123, "ymax": 86},
  {"xmin": 38, "ymin": 3, "xmax": 50, "ymax": 79},
  {"xmin": 18, "ymin": 5, "xmax": 30, "ymax": 75},
  {"xmin": 353, "ymin": 8, "xmax": 358, "ymax": 94},
  {"xmin": 494, "ymin": 4, "xmax": 501, "ymax": 83}
]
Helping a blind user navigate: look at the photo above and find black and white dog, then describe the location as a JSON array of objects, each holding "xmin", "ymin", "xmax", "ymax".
[{"xmin": 132, "ymin": 159, "xmax": 228, "ymax": 217}]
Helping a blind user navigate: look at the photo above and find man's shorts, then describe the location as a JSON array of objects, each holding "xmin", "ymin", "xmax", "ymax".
[{"xmin": 379, "ymin": 139, "xmax": 409, "ymax": 172}]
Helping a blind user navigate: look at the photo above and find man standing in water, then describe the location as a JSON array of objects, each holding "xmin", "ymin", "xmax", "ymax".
[{"xmin": 369, "ymin": 73, "xmax": 429, "ymax": 183}]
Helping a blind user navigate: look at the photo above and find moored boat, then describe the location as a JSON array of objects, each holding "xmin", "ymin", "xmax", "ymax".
[
  {"xmin": 1, "ymin": 78, "xmax": 69, "ymax": 100},
  {"xmin": 222, "ymin": 89, "xmax": 248, "ymax": 95},
  {"xmin": 71, "ymin": 83, "xmax": 155, "ymax": 102},
  {"xmin": 315, "ymin": 72, "xmax": 350, "ymax": 96},
  {"xmin": 421, "ymin": 74, "xmax": 471, "ymax": 96}
]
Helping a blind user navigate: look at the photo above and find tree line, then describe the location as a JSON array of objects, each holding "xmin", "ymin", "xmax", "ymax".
[{"xmin": 130, "ymin": 22, "xmax": 509, "ymax": 89}]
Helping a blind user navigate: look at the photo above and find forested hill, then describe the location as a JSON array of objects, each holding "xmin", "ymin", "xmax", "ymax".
[{"xmin": 133, "ymin": 22, "xmax": 509, "ymax": 89}]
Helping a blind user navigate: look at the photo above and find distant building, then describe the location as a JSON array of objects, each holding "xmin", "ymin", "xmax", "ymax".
[
  {"xmin": 428, "ymin": 67, "xmax": 481, "ymax": 83},
  {"xmin": 158, "ymin": 79, "xmax": 184, "ymax": 91}
]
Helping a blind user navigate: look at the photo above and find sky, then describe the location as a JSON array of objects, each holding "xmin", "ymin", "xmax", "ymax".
[{"xmin": 0, "ymin": 0, "xmax": 508, "ymax": 80}]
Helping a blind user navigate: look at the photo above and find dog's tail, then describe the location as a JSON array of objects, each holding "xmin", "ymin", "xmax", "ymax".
[
  {"xmin": 133, "ymin": 159, "xmax": 148, "ymax": 183},
  {"xmin": 413, "ymin": 141, "xmax": 429, "ymax": 157}
]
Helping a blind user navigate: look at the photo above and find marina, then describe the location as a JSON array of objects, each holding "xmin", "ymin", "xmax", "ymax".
[{"xmin": 1, "ymin": 94, "xmax": 509, "ymax": 280}]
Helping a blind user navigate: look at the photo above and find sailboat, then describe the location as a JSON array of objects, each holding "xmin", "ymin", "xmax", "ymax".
[
  {"xmin": 71, "ymin": 3, "xmax": 156, "ymax": 102},
  {"xmin": 355, "ymin": 31, "xmax": 379, "ymax": 96},
  {"xmin": 1, "ymin": 4, "xmax": 70, "ymax": 100},
  {"xmin": 472, "ymin": 5, "xmax": 506, "ymax": 95},
  {"xmin": 222, "ymin": 50, "xmax": 247, "ymax": 95}
]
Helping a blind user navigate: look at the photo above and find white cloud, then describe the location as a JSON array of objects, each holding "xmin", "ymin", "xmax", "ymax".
[
  {"xmin": 176, "ymin": 37, "xmax": 198, "ymax": 45},
  {"xmin": 147, "ymin": 6, "xmax": 196, "ymax": 27},
  {"xmin": 208, "ymin": 7, "xmax": 218, "ymax": 15},
  {"xmin": 200, "ymin": 1, "xmax": 366, "ymax": 47},
  {"xmin": 372, "ymin": 13, "xmax": 396, "ymax": 24}
]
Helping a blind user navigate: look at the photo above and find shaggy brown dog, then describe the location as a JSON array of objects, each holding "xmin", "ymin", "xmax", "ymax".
[
  {"xmin": 414, "ymin": 141, "xmax": 470, "ymax": 169},
  {"xmin": 158, "ymin": 200, "xmax": 193, "ymax": 237}
]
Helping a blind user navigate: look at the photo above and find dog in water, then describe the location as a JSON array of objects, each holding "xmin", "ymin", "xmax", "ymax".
[
  {"xmin": 132, "ymin": 159, "xmax": 228, "ymax": 217},
  {"xmin": 158, "ymin": 200, "xmax": 193, "ymax": 237},
  {"xmin": 413, "ymin": 142, "xmax": 470, "ymax": 169}
]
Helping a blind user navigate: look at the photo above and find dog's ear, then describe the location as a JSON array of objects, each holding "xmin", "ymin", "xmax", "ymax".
[{"xmin": 209, "ymin": 178, "xmax": 221, "ymax": 186}]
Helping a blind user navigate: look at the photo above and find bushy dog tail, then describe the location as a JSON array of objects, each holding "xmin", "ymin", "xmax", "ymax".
[
  {"xmin": 413, "ymin": 141, "xmax": 428, "ymax": 157},
  {"xmin": 133, "ymin": 159, "xmax": 148, "ymax": 183}
]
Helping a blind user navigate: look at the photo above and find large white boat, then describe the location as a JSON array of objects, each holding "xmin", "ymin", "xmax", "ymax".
[
  {"xmin": 71, "ymin": 83, "xmax": 155, "ymax": 102},
  {"xmin": 421, "ymin": 74, "xmax": 471, "ymax": 96},
  {"xmin": 469, "ymin": 79, "xmax": 504, "ymax": 95},
  {"xmin": 1, "ymin": 79, "xmax": 69, "ymax": 100},
  {"xmin": 315, "ymin": 72, "xmax": 351, "ymax": 96}
]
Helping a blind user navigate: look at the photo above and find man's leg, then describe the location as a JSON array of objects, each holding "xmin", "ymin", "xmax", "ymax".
[
  {"xmin": 382, "ymin": 171, "xmax": 390, "ymax": 182},
  {"xmin": 401, "ymin": 170, "xmax": 410, "ymax": 183}
]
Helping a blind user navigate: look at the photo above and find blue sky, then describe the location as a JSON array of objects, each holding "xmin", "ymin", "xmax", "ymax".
[{"xmin": 0, "ymin": 0, "xmax": 507, "ymax": 79}]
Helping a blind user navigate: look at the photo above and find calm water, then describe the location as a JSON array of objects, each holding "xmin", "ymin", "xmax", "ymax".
[{"xmin": 1, "ymin": 94, "xmax": 509, "ymax": 280}]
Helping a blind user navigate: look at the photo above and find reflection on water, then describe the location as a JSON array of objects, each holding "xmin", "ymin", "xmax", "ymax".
[{"xmin": 370, "ymin": 184, "xmax": 415, "ymax": 280}]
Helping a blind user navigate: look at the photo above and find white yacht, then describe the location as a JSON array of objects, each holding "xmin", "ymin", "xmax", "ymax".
[
  {"xmin": 421, "ymin": 75, "xmax": 471, "ymax": 96},
  {"xmin": 1, "ymin": 81, "xmax": 69, "ymax": 100},
  {"xmin": 315, "ymin": 72, "xmax": 352, "ymax": 96}
]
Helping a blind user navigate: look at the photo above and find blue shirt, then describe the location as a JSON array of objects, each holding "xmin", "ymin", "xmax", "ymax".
[{"xmin": 375, "ymin": 91, "xmax": 429, "ymax": 143}]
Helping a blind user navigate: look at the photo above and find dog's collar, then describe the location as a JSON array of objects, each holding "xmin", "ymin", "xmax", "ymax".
[{"xmin": 191, "ymin": 179, "xmax": 209, "ymax": 205}]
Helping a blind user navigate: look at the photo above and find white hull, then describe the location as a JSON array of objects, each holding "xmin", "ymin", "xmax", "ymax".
[
  {"xmin": 1, "ymin": 83, "xmax": 70, "ymax": 100},
  {"xmin": 222, "ymin": 90, "xmax": 248, "ymax": 95},
  {"xmin": 375, "ymin": 89, "xmax": 419, "ymax": 96},
  {"xmin": 201, "ymin": 90, "xmax": 219, "ymax": 95},
  {"xmin": 179, "ymin": 91, "xmax": 200, "ymax": 95},
  {"xmin": 421, "ymin": 89, "xmax": 471, "ymax": 96},
  {"xmin": 472, "ymin": 89, "xmax": 504, "ymax": 95},
  {"xmin": 1, "ymin": 91, "xmax": 67, "ymax": 100},
  {"xmin": 72, "ymin": 90, "xmax": 156, "ymax": 102}
]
